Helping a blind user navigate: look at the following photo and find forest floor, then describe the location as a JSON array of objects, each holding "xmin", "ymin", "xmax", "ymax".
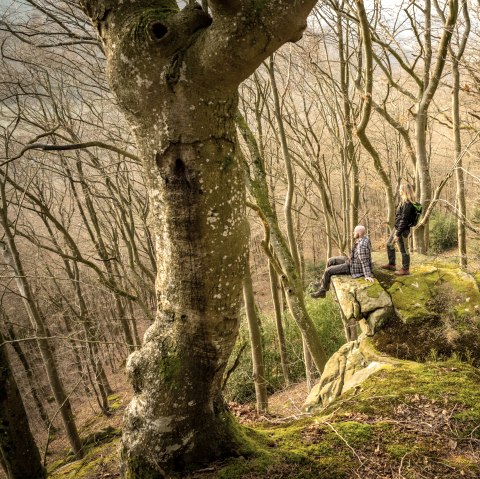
[{"xmin": 48, "ymin": 359, "xmax": 480, "ymax": 479}]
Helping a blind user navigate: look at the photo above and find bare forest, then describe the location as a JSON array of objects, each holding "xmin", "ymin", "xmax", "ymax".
[{"xmin": 0, "ymin": 0, "xmax": 480, "ymax": 478}]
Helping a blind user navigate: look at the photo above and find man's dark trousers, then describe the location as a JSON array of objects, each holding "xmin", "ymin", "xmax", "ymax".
[{"xmin": 320, "ymin": 256, "xmax": 350, "ymax": 291}]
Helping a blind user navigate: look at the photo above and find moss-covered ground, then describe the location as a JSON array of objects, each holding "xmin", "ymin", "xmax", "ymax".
[{"xmin": 48, "ymin": 359, "xmax": 480, "ymax": 479}]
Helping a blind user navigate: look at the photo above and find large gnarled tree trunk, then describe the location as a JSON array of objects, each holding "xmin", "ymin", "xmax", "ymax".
[{"xmin": 78, "ymin": 0, "xmax": 317, "ymax": 475}]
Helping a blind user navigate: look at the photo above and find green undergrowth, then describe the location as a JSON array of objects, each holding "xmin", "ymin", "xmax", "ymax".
[
  {"xmin": 224, "ymin": 294, "xmax": 345, "ymax": 403},
  {"xmin": 48, "ymin": 393, "xmax": 124, "ymax": 478}
]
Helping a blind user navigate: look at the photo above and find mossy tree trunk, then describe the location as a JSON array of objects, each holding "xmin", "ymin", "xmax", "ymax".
[
  {"xmin": 267, "ymin": 56, "xmax": 315, "ymax": 386},
  {"xmin": 78, "ymin": 0, "xmax": 318, "ymax": 475},
  {"xmin": 238, "ymin": 114, "xmax": 328, "ymax": 374}
]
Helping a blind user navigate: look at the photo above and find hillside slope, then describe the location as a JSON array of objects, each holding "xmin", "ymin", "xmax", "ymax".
[{"xmin": 49, "ymin": 359, "xmax": 480, "ymax": 479}]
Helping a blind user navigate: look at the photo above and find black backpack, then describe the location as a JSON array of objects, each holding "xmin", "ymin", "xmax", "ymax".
[{"xmin": 409, "ymin": 202, "xmax": 422, "ymax": 226}]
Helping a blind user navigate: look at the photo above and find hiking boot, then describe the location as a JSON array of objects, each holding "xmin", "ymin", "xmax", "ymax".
[
  {"xmin": 395, "ymin": 268, "xmax": 410, "ymax": 276},
  {"xmin": 311, "ymin": 288, "xmax": 326, "ymax": 299},
  {"xmin": 381, "ymin": 264, "xmax": 396, "ymax": 271}
]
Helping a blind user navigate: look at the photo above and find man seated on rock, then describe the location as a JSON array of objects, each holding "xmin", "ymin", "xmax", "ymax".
[{"xmin": 311, "ymin": 225, "xmax": 374, "ymax": 299}]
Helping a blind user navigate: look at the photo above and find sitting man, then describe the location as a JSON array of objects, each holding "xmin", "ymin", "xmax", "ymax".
[{"xmin": 311, "ymin": 225, "xmax": 374, "ymax": 299}]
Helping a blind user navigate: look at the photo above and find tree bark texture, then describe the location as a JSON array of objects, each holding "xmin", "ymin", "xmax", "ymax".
[
  {"xmin": 5, "ymin": 325, "xmax": 53, "ymax": 430},
  {"xmin": 0, "ymin": 331, "xmax": 46, "ymax": 479},
  {"xmin": 450, "ymin": 0, "xmax": 470, "ymax": 268},
  {"xmin": 78, "ymin": 0, "xmax": 317, "ymax": 475}
]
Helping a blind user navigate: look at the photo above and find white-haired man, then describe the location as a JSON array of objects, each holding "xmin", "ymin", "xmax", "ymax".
[{"xmin": 311, "ymin": 225, "xmax": 374, "ymax": 299}]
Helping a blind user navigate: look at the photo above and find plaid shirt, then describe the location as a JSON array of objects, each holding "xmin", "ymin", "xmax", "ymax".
[{"xmin": 349, "ymin": 236, "xmax": 373, "ymax": 278}]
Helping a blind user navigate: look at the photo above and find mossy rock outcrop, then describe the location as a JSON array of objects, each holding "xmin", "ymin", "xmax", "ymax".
[
  {"xmin": 306, "ymin": 261, "xmax": 480, "ymax": 410},
  {"xmin": 211, "ymin": 360, "xmax": 480, "ymax": 479},
  {"xmin": 387, "ymin": 263, "xmax": 480, "ymax": 325},
  {"xmin": 304, "ymin": 338, "xmax": 395, "ymax": 410},
  {"xmin": 375, "ymin": 263, "xmax": 480, "ymax": 362}
]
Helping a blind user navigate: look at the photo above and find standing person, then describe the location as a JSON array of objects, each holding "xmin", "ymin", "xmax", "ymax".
[
  {"xmin": 382, "ymin": 182, "xmax": 416, "ymax": 276},
  {"xmin": 311, "ymin": 225, "xmax": 374, "ymax": 299}
]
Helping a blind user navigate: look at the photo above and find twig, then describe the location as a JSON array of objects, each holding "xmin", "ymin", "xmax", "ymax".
[{"xmin": 325, "ymin": 420, "xmax": 364, "ymax": 466}]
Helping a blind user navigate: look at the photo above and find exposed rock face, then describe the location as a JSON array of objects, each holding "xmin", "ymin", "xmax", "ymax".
[
  {"xmin": 304, "ymin": 337, "xmax": 393, "ymax": 411},
  {"xmin": 305, "ymin": 261, "xmax": 480, "ymax": 411},
  {"xmin": 331, "ymin": 276, "xmax": 393, "ymax": 340}
]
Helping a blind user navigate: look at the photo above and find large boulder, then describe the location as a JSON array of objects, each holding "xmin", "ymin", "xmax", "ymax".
[
  {"xmin": 375, "ymin": 263, "xmax": 480, "ymax": 361},
  {"xmin": 331, "ymin": 276, "xmax": 393, "ymax": 340},
  {"xmin": 305, "ymin": 260, "xmax": 480, "ymax": 410}
]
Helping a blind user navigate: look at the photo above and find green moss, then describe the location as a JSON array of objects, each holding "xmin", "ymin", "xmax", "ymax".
[
  {"xmin": 49, "ymin": 439, "xmax": 119, "ymax": 478},
  {"xmin": 387, "ymin": 268, "xmax": 438, "ymax": 324},
  {"xmin": 385, "ymin": 443, "xmax": 416, "ymax": 459},
  {"xmin": 334, "ymin": 421, "xmax": 373, "ymax": 445},
  {"xmin": 158, "ymin": 350, "xmax": 182, "ymax": 383},
  {"xmin": 393, "ymin": 264, "xmax": 480, "ymax": 323},
  {"xmin": 365, "ymin": 281, "xmax": 386, "ymax": 299},
  {"xmin": 50, "ymin": 359, "xmax": 480, "ymax": 479}
]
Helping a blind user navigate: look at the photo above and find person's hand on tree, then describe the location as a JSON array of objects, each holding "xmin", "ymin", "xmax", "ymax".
[{"xmin": 365, "ymin": 276, "xmax": 374, "ymax": 283}]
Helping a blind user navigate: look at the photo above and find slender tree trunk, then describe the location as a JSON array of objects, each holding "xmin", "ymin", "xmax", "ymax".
[
  {"xmin": 238, "ymin": 114, "xmax": 328, "ymax": 374},
  {"xmin": 414, "ymin": 0, "xmax": 459, "ymax": 252},
  {"xmin": 452, "ymin": 60, "xmax": 467, "ymax": 267},
  {"xmin": 243, "ymin": 260, "xmax": 268, "ymax": 413},
  {"xmin": 337, "ymin": 6, "xmax": 359, "ymax": 231},
  {"xmin": 247, "ymin": 60, "xmax": 327, "ymax": 379},
  {"xmin": 126, "ymin": 298, "xmax": 142, "ymax": 349},
  {"xmin": 267, "ymin": 56, "xmax": 302, "ymax": 273},
  {"xmin": 302, "ymin": 335, "xmax": 314, "ymax": 392},
  {"xmin": 449, "ymin": 0, "xmax": 470, "ymax": 267},
  {"xmin": 0, "ymin": 208, "xmax": 83, "ymax": 457},
  {"xmin": 4, "ymin": 325, "xmax": 53, "ymax": 430},
  {"xmin": 0, "ymin": 331, "xmax": 46, "ymax": 479},
  {"xmin": 414, "ymin": 112, "xmax": 432, "ymax": 253},
  {"xmin": 269, "ymin": 262, "xmax": 290, "ymax": 386},
  {"xmin": 61, "ymin": 311, "xmax": 93, "ymax": 397}
]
